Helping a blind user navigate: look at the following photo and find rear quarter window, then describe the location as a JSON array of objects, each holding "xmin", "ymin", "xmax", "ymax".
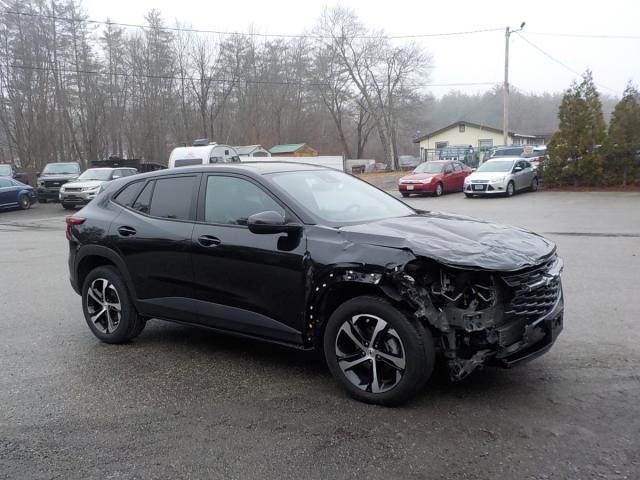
[{"xmin": 113, "ymin": 182, "xmax": 144, "ymax": 207}]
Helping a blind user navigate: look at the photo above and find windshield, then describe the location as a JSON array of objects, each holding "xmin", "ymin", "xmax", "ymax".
[
  {"xmin": 269, "ymin": 170, "xmax": 414, "ymax": 224},
  {"xmin": 42, "ymin": 163, "xmax": 80, "ymax": 175},
  {"xmin": 477, "ymin": 160, "xmax": 515, "ymax": 173},
  {"xmin": 0, "ymin": 165, "xmax": 11, "ymax": 176},
  {"xmin": 413, "ymin": 162, "xmax": 443, "ymax": 174},
  {"xmin": 78, "ymin": 169, "xmax": 113, "ymax": 181}
]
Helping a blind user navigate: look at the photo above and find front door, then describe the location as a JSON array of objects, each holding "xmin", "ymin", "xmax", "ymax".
[
  {"xmin": 110, "ymin": 174, "xmax": 200, "ymax": 321},
  {"xmin": 191, "ymin": 174, "xmax": 307, "ymax": 344}
]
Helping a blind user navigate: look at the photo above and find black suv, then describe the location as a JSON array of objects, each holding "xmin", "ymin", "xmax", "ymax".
[
  {"xmin": 37, "ymin": 162, "xmax": 81, "ymax": 202},
  {"xmin": 67, "ymin": 163, "xmax": 564, "ymax": 405}
]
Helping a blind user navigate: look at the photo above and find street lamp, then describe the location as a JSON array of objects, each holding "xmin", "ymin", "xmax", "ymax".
[{"xmin": 503, "ymin": 21, "xmax": 526, "ymax": 145}]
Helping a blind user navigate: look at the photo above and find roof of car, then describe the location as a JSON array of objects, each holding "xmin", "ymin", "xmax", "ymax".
[
  {"xmin": 484, "ymin": 156, "xmax": 523, "ymax": 161},
  {"xmin": 135, "ymin": 161, "xmax": 330, "ymax": 180}
]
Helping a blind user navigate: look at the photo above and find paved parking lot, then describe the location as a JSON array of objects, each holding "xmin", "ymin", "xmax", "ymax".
[{"xmin": 1, "ymin": 192, "xmax": 639, "ymax": 479}]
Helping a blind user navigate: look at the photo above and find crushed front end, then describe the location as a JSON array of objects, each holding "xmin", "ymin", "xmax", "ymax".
[{"xmin": 391, "ymin": 254, "xmax": 564, "ymax": 380}]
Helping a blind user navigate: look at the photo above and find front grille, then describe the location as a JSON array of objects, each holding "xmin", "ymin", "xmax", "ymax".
[
  {"xmin": 44, "ymin": 180, "xmax": 66, "ymax": 188},
  {"xmin": 64, "ymin": 187, "xmax": 82, "ymax": 192},
  {"xmin": 502, "ymin": 256, "xmax": 562, "ymax": 324},
  {"xmin": 471, "ymin": 179, "xmax": 490, "ymax": 184}
]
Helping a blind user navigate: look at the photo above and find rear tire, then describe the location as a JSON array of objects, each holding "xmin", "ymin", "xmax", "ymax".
[
  {"xmin": 81, "ymin": 266, "xmax": 146, "ymax": 344},
  {"xmin": 18, "ymin": 194, "xmax": 31, "ymax": 210},
  {"xmin": 530, "ymin": 177, "xmax": 539, "ymax": 192},
  {"xmin": 464, "ymin": 193, "xmax": 473, "ymax": 198},
  {"xmin": 323, "ymin": 295, "xmax": 435, "ymax": 406},
  {"xmin": 62, "ymin": 203, "xmax": 75, "ymax": 210},
  {"xmin": 400, "ymin": 192, "xmax": 410, "ymax": 197}
]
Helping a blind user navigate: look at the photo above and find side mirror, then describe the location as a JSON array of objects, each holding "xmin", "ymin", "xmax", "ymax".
[
  {"xmin": 514, "ymin": 166, "xmax": 523, "ymax": 172},
  {"xmin": 36, "ymin": 171, "xmax": 41, "ymax": 176},
  {"xmin": 247, "ymin": 211, "xmax": 301, "ymax": 235},
  {"xmin": 112, "ymin": 175, "xmax": 121, "ymax": 180},
  {"xmin": 471, "ymin": 168, "xmax": 476, "ymax": 172}
]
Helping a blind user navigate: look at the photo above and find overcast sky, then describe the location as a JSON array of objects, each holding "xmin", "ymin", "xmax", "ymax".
[{"xmin": 83, "ymin": 0, "xmax": 639, "ymax": 97}]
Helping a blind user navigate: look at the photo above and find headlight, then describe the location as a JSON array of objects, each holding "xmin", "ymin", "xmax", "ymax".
[
  {"xmin": 82, "ymin": 186, "xmax": 99, "ymax": 192},
  {"xmin": 420, "ymin": 177, "xmax": 433, "ymax": 184},
  {"xmin": 37, "ymin": 180, "xmax": 44, "ymax": 187},
  {"xmin": 491, "ymin": 176, "xmax": 506, "ymax": 183}
]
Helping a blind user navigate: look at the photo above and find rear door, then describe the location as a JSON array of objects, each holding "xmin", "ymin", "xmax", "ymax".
[
  {"xmin": 452, "ymin": 162, "xmax": 465, "ymax": 190},
  {"xmin": 190, "ymin": 173, "xmax": 306, "ymax": 344},
  {"xmin": 110, "ymin": 174, "xmax": 200, "ymax": 321}
]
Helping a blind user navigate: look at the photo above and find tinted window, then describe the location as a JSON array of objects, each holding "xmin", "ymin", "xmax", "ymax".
[
  {"xmin": 205, "ymin": 176, "xmax": 284, "ymax": 226},
  {"xmin": 174, "ymin": 158, "xmax": 202, "ymax": 167},
  {"xmin": 132, "ymin": 181, "xmax": 154, "ymax": 214},
  {"xmin": 453, "ymin": 163, "xmax": 462, "ymax": 172},
  {"xmin": 149, "ymin": 176, "xmax": 197, "ymax": 220},
  {"xmin": 0, "ymin": 178, "xmax": 12, "ymax": 188},
  {"xmin": 114, "ymin": 182, "xmax": 144, "ymax": 207}
]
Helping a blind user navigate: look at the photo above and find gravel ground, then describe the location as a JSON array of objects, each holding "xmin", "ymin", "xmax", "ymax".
[{"xmin": 1, "ymin": 194, "xmax": 639, "ymax": 480}]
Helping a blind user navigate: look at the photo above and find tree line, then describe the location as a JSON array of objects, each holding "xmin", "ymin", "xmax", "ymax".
[
  {"xmin": 546, "ymin": 71, "xmax": 640, "ymax": 187},
  {"xmin": 0, "ymin": 1, "xmax": 434, "ymax": 170}
]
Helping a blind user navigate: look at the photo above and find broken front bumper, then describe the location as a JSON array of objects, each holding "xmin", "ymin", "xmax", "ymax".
[{"xmin": 491, "ymin": 284, "xmax": 564, "ymax": 368}]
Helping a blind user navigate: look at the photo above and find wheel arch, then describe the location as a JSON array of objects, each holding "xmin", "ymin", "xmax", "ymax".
[{"xmin": 75, "ymin": 245, "xmax": 137, "ymax": 300}]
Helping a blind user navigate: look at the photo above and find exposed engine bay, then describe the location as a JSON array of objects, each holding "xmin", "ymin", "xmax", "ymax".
[{"xmin": 385, "ymin": 255, "xmax": 564, "ymax": 380}]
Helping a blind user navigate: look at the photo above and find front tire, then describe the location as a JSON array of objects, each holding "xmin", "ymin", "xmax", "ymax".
[
  {"xmin": 323, "ymin": 295, "xmax": 435, "ymax": 406},
  {"xmin": 18, "ymin": 194, "xmax": 31, "ymax": 210},
  {"xmin": 38, "ymin": 197, "xmax": 47, "ymax": 204},
  {"xmin": 434, "ymin": 182, "xmax": 443, "ymax": 197},
  {"xmin": 506, "ymin": 181, "xmax": 515, "ymax": 197},
  {"xmin": 82, "ymin": 266, "xmax": 146, "ymax": 344},
  {"xmin": 62, "ymin": 203, "xmax": 75, "ymax": 210}
]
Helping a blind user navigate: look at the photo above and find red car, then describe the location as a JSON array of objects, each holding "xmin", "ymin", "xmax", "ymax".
[{"xmin": 398, "ymin": 160, "xmax": 472, "ymax": 197}]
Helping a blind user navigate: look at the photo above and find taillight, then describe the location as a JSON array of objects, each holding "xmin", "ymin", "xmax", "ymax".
[{"xmin": 65, "ymin": 216, "xmax": 85, "ymax": 240}]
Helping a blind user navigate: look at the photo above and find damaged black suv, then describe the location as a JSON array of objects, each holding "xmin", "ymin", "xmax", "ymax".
[{"xmin": 67, "ymin": 162, "xmax": 563, "ymax": 405}]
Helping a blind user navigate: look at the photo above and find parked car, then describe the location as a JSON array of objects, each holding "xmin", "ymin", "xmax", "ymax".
[
  {"xmin": 438, "ymin": 144, "xmax": 475, "ymax": 165},
  {"xmin": 0, "ymin": 163, "xmax": 29, "ymax": 184},
  {"xmin": 59, "ymin": 167, "xmax": 138, "ymax": 210},
  {"xmin": 398, "ymin": 160, "xmax": 472, "ymax": 197},
  {"xmin": 398, "ymin": 155, "xmax": 420, "ymax": 170},
  {"xmin": 0, "ymin": 177, "xmax": 37, "ymax": 210},
  {"xmin": 464, "ymin": 157, "xmax": 538, "ymax": 197},
  {"xmin": 37, "ymin": 162, "xmax": 82, "ymax": 203},
  {"xmin": 67, "ymin": 162, "xmax": 563, "ymax": 406},
  {"xmin": 483, "ymin": 146, "xmax": 525, "ymax": 163},
  {"xmin": 522, "ymin": 146, "xmax": 548, "ymax": 170}
]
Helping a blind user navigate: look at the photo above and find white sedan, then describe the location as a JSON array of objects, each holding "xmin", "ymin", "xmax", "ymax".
[{"xmin": 464, "ymin": 157, "xmax": 538, "ymax": 198}]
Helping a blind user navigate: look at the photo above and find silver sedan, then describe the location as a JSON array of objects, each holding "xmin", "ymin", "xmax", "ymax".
[{"xmin": 463, "ymin": 157, "xmax": 538, "ymax": 197}]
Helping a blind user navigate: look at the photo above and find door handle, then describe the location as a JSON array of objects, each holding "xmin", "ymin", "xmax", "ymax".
[
  {"xmin": 117, "ymin": 226, "xmax": 137, "ymax": 237},
  {"xmin": 197, "ymin": 235, "xmax": 221, "ymax": 247}
]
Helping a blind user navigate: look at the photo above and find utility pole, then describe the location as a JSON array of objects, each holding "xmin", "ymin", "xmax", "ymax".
[{"xmin": 503, "ymin": 22, "xmax": 525, "ymax": 146}]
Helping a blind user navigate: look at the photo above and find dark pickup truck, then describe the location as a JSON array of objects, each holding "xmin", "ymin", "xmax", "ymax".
[{"xmin": 36, "ymin": 162, "xmax": 82, "ymax": 202}]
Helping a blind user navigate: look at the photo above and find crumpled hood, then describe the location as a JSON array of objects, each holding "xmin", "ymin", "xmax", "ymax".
[{"xmin": 339, "ymin": 212, "xmax": 555, "ymax": 272}]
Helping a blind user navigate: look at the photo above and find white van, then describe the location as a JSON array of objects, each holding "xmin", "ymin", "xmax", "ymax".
[{"xmin": 168, "ymin": 140, "xmax": 240, "ymax": 168}]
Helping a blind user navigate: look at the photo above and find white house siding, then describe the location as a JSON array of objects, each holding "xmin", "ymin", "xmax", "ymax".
[{"xmin": 418, "ymin": 124, "xmax": 512, "ymax": 151}]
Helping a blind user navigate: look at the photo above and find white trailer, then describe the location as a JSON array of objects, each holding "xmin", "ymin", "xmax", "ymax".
[{"xmin": 168, "ymin": 140, "xmax": 240, "ymax": 168}]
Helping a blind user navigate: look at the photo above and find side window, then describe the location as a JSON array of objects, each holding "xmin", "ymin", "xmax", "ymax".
[
  {"xmin": 132, "ymin": 181, "xmax": 154, "ymax": 214},
  {"xmin": 114, "ymin": 181, "xmax": 143, "ymax": 207},
  {"xmin": 444, "ymin": 164, "xmax": 454, "ymax": 174},
  {"xmin": 0, "ymin": 178, "xmax": 12, "ymax": 188},
  {"xmin": 453, "ymin": 163, "xmax": 462, "ymax": 172},
  {"xmin": 205, "ymin": 176, "xmax": 285, "ymax": 226},
  {"xmin": 149, "ymin": 176, "xmax": 198, "ymax": 220}
]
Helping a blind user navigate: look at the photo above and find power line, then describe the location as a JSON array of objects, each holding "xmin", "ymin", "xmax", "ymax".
[
  {"xmin": 515, "ymin": 32, "xmax": 617, "ymax": 93},
  {"xmin": 527, "ymin": 31, "xmax": 640, "ymax": 40},
  {"xmin": 4, "ymin": 62, "xmax": 498, "ymax": 89},
  {"xmin": 2, "ymin": 9, "xmax": 503, "ymax": 40}
]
